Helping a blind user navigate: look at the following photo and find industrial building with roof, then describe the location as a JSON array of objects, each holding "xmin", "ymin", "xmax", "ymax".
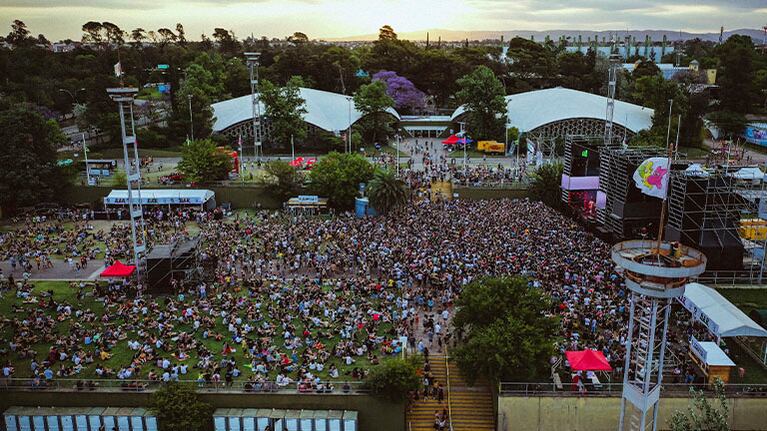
[{"xmin": 211, "ymin": 86, "xmax": 653, "ymax": 144}]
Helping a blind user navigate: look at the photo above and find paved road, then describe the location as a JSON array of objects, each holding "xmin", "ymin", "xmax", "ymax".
[{"xmin": 1, "ymin": 259, "xmax": 106, "ymax": 281}]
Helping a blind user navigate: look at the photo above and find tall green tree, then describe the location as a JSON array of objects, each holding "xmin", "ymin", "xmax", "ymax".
[
  {"xmin": 259, "ymin": 76, "xmax": 307, "ymax": 149},
  {"xmin": 309, "ymin": 152, "xmax": 374, "ymax": 208},
  {"xmin": 353, "ymin": 80, "xmax": 395, "ymax": 144},
  {"xmin": 717, "ymin": 35, "xmax": 755, "ymax": 114},
  {"xmin": 367, "ymin": 168, "xmax": 409, "ymax": 214},
  {"xmin": 528, "ymin": 162, "xmax": 564, "ymax": 210},
  {"xmin": 455, "ymin": 65, "xmax": 508, "ymax": 140},
  {"xmin": 453, "ymin": 276, "xmax": 558, "ymax": 384},
  {"xmin": 0, "ymin": 107, "xmax": 68, "ymax": 215},
  {"xmin": 150, "ymin": 383, "xmax": 213, "ymax": 431},
  {"xmin": 177, "ymin": 139, "xmax": 232, "ymax": 183}
]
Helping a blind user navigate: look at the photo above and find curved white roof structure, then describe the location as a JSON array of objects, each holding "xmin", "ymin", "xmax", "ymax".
[
  {"xmin": 211, "ymin": 87, "xmax": 401, "ymax": 134},
  {"xmin": 450, "ymin": 87, "xmax": 653, "ymax": 133}
]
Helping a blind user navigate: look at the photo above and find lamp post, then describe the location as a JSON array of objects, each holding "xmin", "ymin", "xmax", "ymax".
[
  {"xmin": 459, "ymin": 122, "xmax": 467, "ymax": 179},
  {"xmin": 347, "ymin": 96, "xmax": 353, "ymax": 154},
  {"xmin": 188, "ymin": 94, "xmax": 194, "ymax": 141},
  {"xmin": 396, "ymin": 133, "xmax": 401, "ymax": 176},
  {"xmin": 59, "ymin": 88, "xmax": 88, "ymax": 182}
]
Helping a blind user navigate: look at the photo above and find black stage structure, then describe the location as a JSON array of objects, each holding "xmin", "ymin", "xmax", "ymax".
[{"xmin": 146, "ymin": 237, "xmax": 201, "ymax": 293}]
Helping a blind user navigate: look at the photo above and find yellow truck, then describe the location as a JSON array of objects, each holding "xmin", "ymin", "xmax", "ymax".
[
  {"xmin": 740, "ymin": 218, "xmax": 767, "ymax": 241},
  {"xmin": 477, "ymin": 140, "xmax": 505, "ymax": 155}
]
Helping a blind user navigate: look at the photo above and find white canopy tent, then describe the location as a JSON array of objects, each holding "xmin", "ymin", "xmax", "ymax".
[
  {"xmin": 104, "ymin": 189, "xmax": 216, "ymax": 209},
  {"xmin": 728, "ymin": 167, "xmax": 765, "ymax": 181},
  {"xmin": 681, "ymin": 283, "xmax": 767, "ymax": 339}
]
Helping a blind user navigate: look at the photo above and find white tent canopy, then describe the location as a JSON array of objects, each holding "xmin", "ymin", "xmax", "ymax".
[
  {"xmin": 692, "ymin": 339, "xmax": 737, "ymax": 367},
  {"xmin": 681, "ymin": 283, "xmax": 767, "ymax": 338},
  {"xmin": 450, "ymin": 87, "xmax": 654, "ymax": 133},
  {"xmin": 211, "ymin": 87, "xmax": 401, "ymax": 134},
  {"xmin": 728, "ymin": 167, "xmax": 765, "ymax": 181},
  {"xmin": 104, "ymin": 189, "xmax": 215, "ymax": 206}
]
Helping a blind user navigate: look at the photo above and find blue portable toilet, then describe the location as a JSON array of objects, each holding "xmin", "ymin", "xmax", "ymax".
[{"xmin": 355, "ymin": 197, "xmax": 377, "ymax": 218}]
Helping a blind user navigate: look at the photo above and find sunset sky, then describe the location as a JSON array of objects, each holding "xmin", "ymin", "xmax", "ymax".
[{"xmin": 1, "ymin": 0, "xmax": 766, "ymax": 41}]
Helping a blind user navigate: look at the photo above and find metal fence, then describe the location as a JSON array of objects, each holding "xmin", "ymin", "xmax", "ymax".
[
  {"xmin": 498, "ymin": 381, "xmax": 767, "ymax": 398},
  {"xmin": 0, "ymin": 378, "xmax": 368, "ymax": 395}
]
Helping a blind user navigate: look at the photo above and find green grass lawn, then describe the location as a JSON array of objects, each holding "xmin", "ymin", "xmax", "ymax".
[
  {"xmin": 359, "ymin": 144, "xmax": 409, "ymax": 157},
  {"xmin": 716, "ymin": 288, "xmax": 767, "ymax": 315},
  {"xmin": 1, "ymin": 279, "xmax": 389, "ymax": 383}
]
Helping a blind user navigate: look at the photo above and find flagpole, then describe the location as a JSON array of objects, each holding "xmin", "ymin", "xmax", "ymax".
[{"xmin": 656, "ymin": 100, "xmax": 675, "ymax": 256}]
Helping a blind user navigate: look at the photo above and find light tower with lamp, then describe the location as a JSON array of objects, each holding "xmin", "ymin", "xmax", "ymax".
[
  {"xmin": 107, "ymin": 87, "xmax": 148, "ymax": 281},
  {"xmin": 245, "ymin": 52, "xmax": 263, "ymax": 162}
]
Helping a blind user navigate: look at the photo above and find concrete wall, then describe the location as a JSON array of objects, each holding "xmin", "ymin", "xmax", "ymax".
[
  {"xmin": 498, "ymin": 395, "xmax": 767, "ymax": 431},
  {"xmin": 0, "ymin": 390, "xmax": 405, "ymax": 431}
]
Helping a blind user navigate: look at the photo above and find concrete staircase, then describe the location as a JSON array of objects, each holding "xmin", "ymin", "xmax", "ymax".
[
  {"xmin": 407, "ymin": 354, "xmax": 495, "ymax": 431},
  {"xmin": 447, "ymin": 359, "xmax": 495, "ymax": 431}
]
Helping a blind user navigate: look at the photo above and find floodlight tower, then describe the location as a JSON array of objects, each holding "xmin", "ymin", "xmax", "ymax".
[
  {"xmin": 107, "ymin": 87, "xmax": 148, "ymax": 280},
  {"xmin": 604, "ymin": 46, "xmax": 621, "ymax": 147},
  {"xmin": 613, "ymin": 240, "xmax": 706, "ymax": 431},
  {"xmin": 245, "ymin": 52, "xmax": 263, "ymax": 162}
]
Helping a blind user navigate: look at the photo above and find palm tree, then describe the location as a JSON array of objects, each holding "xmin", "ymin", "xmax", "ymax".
[{"xmin": 368, "ymin": 169, "xmax": 409, "ymax": 214}]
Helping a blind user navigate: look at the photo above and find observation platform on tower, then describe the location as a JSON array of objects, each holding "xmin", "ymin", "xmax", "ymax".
[{"xmin": 611, "ymin": 240, "xmax": 707, "ymax": 298}]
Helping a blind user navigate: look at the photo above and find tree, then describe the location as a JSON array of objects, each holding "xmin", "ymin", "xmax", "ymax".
[
  {"xmin": 367, "ymin": 168, "xmax": 408, "ymax": 214},
  {"xmin": 717, "ymin": 35, "xmax": 755, "ymax": 114},
  {"xmin": 353, "ymin": 80, "xmax": 395, "ymax": 143},
  {"xmin": 669, "ymin": 379, "xmax": 729, "ymax": 431},
  {"xmin": 150, "ymin": 383, "xmax": 213, "ymax": 431},
  {"xmin": 130, "ymin": 28, "xmax": 146, "ymax": 46},
  {"xmin": 529, "ymin": 162, "xmax": 564, "ymax": 210},
  {"xmin": 309, "ymin": 152, "xmax": 374, "ymax": 208},
  {"xmin": 81, "ymin": 21, "xmax": 104, "ymax": 45},
  {"xmin": 175, "ymin": 23, "xmax": 186, "ymax": 45},
  {"xmin": 288, "ymin": 32, "xmax": 309, "ymax": 44},
  {"xmin": 378, "ymin": 25, "xmax": 397, "ymax": 41},
  {"xmin": 455, "ymin": 65, "xmax": 507, "ymax": 140},
  {"xmin": 632, "ymin": 60, "xmax": 661, "ymax": 79},
  {"xmin": 364, "ymin": 356, "xmax": 422, "ymax": 400},
  {"xmin": 453, "ymin": 276, "xmax": 558, "ymax": 384},
  {"xmin": 0, "ymin": 107, "xmax": 68, "ymax": 215},
  {"xmin": 101, "ymin": 22, "xmax": 124, "ymax": 46},
  {"xmin": 372, "ymin": 70, "xmax": 426, "ymax": 112},
  {"xmin": 177, "ymin": 139, "xmax": 232, "ymax": 183},
  {"xmin": 259, "ymin": 76, "xmax": 307, "ymax": 149},
  {"xmin": 157, "ymin": 28, "xmax": 177, "ymax": 47},
  {"xmin": 7, "ymin": 20, "xmax": 31, "ymax": 47},
  {"xmin": 263, "ymin": 160, "xmax": 301, "ymax": 200},
  {"xmin": 708, "ymin": 110, "xmax": 747, "ymax": 139}
]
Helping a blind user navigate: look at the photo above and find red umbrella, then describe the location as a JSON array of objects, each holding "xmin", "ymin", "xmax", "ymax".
[{"xmin": 565, "ymin": 349, "xmax": 612, "ymax": 371}]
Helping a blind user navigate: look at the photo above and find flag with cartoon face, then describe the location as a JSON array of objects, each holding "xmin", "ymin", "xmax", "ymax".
[{"xmin": 633, "ymin": 157, "xmax": 670, "ymax": 199}]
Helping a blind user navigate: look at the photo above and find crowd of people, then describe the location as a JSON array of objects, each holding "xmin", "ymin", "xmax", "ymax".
[{"xmin": 0, "ymin": 194, "xmax": 713, "ymax": 393}]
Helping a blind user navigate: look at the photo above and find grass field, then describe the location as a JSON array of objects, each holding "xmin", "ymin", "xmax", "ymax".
[
  {"xmin": 716, "ymin": 288, "xmax": 767, "ymax": 315},
  {"xmin": 1, "ymin": 279, "xmax": 385, "ymax": 383}
]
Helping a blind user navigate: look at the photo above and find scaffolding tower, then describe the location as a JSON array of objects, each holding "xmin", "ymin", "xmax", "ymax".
[
  {"xmin": 597, "ymin": 147, "xmax": 663, "ymax": 233},
  {"xmin": 107, "ymin": 87, "xmax": 147, "ymax": 280}
]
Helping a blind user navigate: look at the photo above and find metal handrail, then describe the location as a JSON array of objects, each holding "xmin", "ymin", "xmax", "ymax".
[
  {"xmin": 445, "ymin": 347, "xmax": 454, "ymax": 431},
  {"xmin": 498, "ymin": 381, "xmax": 767, "ymax": 397},
  {"xmin": 0, "ymin": 377, "xmax": 367, "ymax": 394}
]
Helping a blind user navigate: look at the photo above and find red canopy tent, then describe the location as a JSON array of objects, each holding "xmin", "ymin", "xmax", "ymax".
[
  {"xmin": 442, "ymin": 135, "xmax": 460, "ymax": 145},
  {"xmin": 565, "ymin": 349, "xmax": 612, "ymax": 371},
  {"xmin": 100, "ymin": 260, "xmax": 136, "ymax": 278}
]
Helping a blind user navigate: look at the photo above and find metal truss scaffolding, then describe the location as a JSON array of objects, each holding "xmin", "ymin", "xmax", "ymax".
[{"xmin": 598, "ymin": 147, "xmax": 666, "ymax": 236}]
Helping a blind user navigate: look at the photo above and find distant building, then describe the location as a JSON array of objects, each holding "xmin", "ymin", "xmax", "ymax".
[{"xmin": 622, "ymin": 60, "xmax": 717, "ymax": 85}]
